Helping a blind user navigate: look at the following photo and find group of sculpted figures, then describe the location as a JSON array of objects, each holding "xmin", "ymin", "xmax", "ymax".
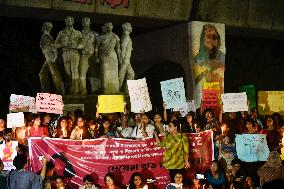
[{"xmin": 39, "ymin": 16, "xmax": 135, "ymax": 95}]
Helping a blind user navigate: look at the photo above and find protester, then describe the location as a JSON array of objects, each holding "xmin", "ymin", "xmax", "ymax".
[
  {"xmin": 7, "ymin": 154, "xmax": 45, "ymax": 189},
  {"xmin": 181, "ymin": 112, "xmax": 196, "ymax": 133},
  {"xmin": 205, "ymin": 160, "xmax": 226, "ymax": 189},
  {"xmin": 166, "ymin": 172, "xmax": 184, "ymax": 189},
  {"xmin": 52, "ymin": 116, "xmax": 72, "ymax": 139},
  {"xmin": 102, "ymin": 172, "xmax": 120, "ymax": 189},
  {"xmin": 0, "ymin": 118, "xmax": 6, "ymax": 132},
  {"xmin": 131, "ymin": 114, "xmax": 155, "ymax": 139},
  {"xmin": 153, "ymin": 113, "xmax": 168, "ymax": 136},
  {"xmin": 70, "ymin": 116, "xmax": 90, "ymax": 140},
  {"xmin": 260, "ymin": 116, "xmax": 280, "ymax": 151},
  {"xmin": 115, "ymin": 115, "xmax": 133, "ymax": 138},
  {"xmin": 26, "ymin": 114, "xmax": 49, "ymax": 138},
  {"xmin": 97, "ymin": 119, "xmax": 116, "ymax": 138},
  {"xmin": 127, "ymin": 172, "xmax": 148, "ymax": 189},
  {"xmin": 155, "ymin": 120, "xmax": 190, "ymax": 182},
  {"xmin": 79, "ymin": 174, "xmax": 99, "ymax": 189}
]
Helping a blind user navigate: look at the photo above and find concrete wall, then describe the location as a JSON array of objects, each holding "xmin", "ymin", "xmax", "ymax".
[{"xmin": 132, "ymin": 23, "xmax": 195, "ymax": 99}]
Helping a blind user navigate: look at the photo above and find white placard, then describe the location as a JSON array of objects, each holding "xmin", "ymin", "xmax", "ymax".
[
  {"xmin": 36, "ymin": 93, "xmax": 64, "ymax": 114},
  {"xmin": 221, "ymin": 92, "xmax": 248, "ymax": 112},
  {"xmin": 127, "ymin": 78, "xmax": 152, "ymax": 113},
  {"xmin": 7, "ymin": 112, "xmax": 25, "ymax": 128}
]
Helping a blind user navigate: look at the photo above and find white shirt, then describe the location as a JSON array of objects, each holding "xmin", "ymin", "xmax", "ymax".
[
  {"xmin": 116, "ymin": 126, "xmax": 133, "ymax": 138},
  {"xmin": 131, "ymin": 124, "xmax": 155, "ymax": 139}
]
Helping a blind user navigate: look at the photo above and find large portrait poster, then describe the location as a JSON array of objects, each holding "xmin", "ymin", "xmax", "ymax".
[
  {"xmin": 189, "ymin": 21, "xmax": 226, "ymax": 108},
  {"xmin": 258, "ymin": 91, "xmax": 284, "ymax": 115}
]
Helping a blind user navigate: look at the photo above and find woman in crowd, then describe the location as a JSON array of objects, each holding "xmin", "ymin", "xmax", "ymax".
[
  {"xmin": 70, "ymin": 116, "xmax": 90, "ymax": 140},
  {"xmin": 127, "ymin": 172, "xmax": 148, "ymax": 189},
  {"xmin": 79, "ymin": 174, "xmax": 99, "ymax": 189},
  {"xmin": 0, "ymin": 118, "xmax": 6, "ymax": 132},
  {"xmin": 216, "ymin": 122, "xmax": 237, "ymax": 172},
  {"xmin": 244, "ymin": 119, "xmax": 258, "ymax": 134},
  {"xmin": 52, "ymin": 116, "xmax": 72, "ymax": 139},
  {"xmin": 166, "ymin": 172, "xmax": 184, "ymax": 189},
  {"xmin": 260, "ymin": 115, "xmax": 280, "ymax": 151},
  {"xmin": 205, "ymin": 160, "xmax": 226, "ymax": 189},
  {"xmin": 181, "ymin": 112, "xmax": 196, "ymax": 133},
  {"xmin": 26, "ymin": 114, "xmax": 50, "ymax": 137},
  {"xmin": 153, "ymin": 113, "xmax": 168, "ymax": 136},
  {"xmin": 202, "ymin": 109, "xmax": 219, "ymax": 131},
  {"xmin": 97, "ymin": 119, "xmax": 116, "ymax": 138},
  {"xmin": 115, "ymin": 114, "xmax": 133, "ymax": 139},
  {"xmin": 87, "ymin": 119, "xmax": 99, "ymax": 139},
  {"xmin": 102, "ymin": 172, "xmax": 120, "ymax": 189},
  {"xmin": 155, "ymin": 120, "xmax": 190, "ymax": 182}
]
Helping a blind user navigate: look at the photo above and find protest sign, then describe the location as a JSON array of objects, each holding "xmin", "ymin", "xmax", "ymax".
[
  {"xmin": 187, "ymin": 130, "xmax": 214, "ymax": 173},
  {"xmin": 203, "ymin": 82, "xmax": 220, "ymax": 90},
  {"xmin": 258, "ymin": 91, "xmax": 284, "ymax": 115},
  {"xmin": 160, "ymin": 78, "xmax": 186, "ymax": 109},
  {"xmin": 9, "ymin": 94, "xmax": 36, "ymax": 112},
  {"xmin": 202, "ymin": 89, "xmax": 220, "ymax": 110},
  {"xmin": 7, "ymin": 112, "xmax": 25, "ymax": 128},
  {"xmin": 235, "ymin": 134, "xmax": 269, "ymax": 162},
  {"xmin": 0, "ymin": 141, "xmax": 18, "ymax": 170},
  {"xmin": 29, "ymin": 131, "xmax": 213, "ymax": 188},
  {"xmin": 127, "ymin": 78, "xmax": 152, "ymax": 113},
  {"xmin": 98, "ymin": 95, "xmax": 124, "ymax": 113},
  {"xmin": 173, "ymin": 100, "xmax": 196, "ymax": 117},
  {"xmin": 221, "ymin": 92, "xmax": 248, "ymax": 112},
  {"xmin": 239, "ymin": 85, "xmax": 256, "ymax": 110},
  {"xmin": 36, "ymin": 93, "xmax": 64, "ymax": 114}
]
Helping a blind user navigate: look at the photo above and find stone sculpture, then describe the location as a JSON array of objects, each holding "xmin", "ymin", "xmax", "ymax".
[
  {"xmin": 55, "ymin": 16, "xmax": 83, "ymax": 95},
  {"xmin": 39, "ymin": 21, "xmax": 65, "ymax": 94},
  {"xmin": 97, "ymin": 22, "xmax": 121, "ymax": 94},
  {"xmin": 119, "ymin": 22, "xmax": 135, "ymax": 91},
  {"xmin": 79, "ymin": 17, "xmax": 95, "ymax": 95}
]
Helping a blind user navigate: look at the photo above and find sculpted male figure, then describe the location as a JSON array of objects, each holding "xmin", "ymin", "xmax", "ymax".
[
  {"xmin": 39, "ymin": 22, "xmax": 65, "ymax": 94},
  {"xmin": 79, "ymin": 17, "xmax": 95, "ymax": 95},
  {"xmin": 97, "ymin": 22, "xmax": 121, "ymax": 94},
  {"xmin": 55, "ymin": 16, "xmax": 83, "ymax": 95},
  {"xmin": 119, "ymin": 22, "xmax": 135, "ymax": 90}
]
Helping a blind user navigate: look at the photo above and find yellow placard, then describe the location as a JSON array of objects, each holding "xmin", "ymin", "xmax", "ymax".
[
  {"xmin": 98, "ymin": 95, "xmax": 124, "ymax": 113},
  {"xmin": 203, "ymin": 82, "xmax": 220, "ymax": 90},
  {"xmin": 258, "ymin": 91, "xmax": 284, "ymax": 115}
]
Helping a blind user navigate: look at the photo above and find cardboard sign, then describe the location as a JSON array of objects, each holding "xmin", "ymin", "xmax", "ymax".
[
  {"xmin": 9, "ymin": 94, "xmax": 36, "ymax": 113},
  {"xmin": 127, "ymin": 78, "xmax": 152, "ymax": 113},
  {"xmin": 98, "ymin": 95, "xmax": 124, "ymax": 113},
  {"xmin": 7, "ymin": 112, "xmax": 25, "ymax": 128},
  {"xmin": 236, "ymin": 134, "xmax": 269, "ymax": 162},
  {"xmin": 221, "ymin": 92, "xmax": 248, "ymax": 112},
  {"xmin": 36, "ymin": 93, "xmax": 64, "ymax": 114},
  {"xmin": 160, "ymin": 78, "xmax": 186, "ymax": 109},
  {"xmin": 0, "ymin": 141, "xmax": 18, "ymax": 170}
]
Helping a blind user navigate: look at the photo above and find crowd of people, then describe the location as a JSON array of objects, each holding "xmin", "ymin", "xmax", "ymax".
[{"xmin": 0, "ymin": 102, "xmax": 284, "ymax": 189}]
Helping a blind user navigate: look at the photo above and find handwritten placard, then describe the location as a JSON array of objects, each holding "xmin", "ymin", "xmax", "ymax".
[
  {"xmin": 7, "ymin": 112, "xmax": 25, "ymax": 128},
  {"xmin": 258, "ymin": 91, "xmax": 284, "ymax": 115},
  {"xmin": 9, "ymin": 94, "xmax": 35, "ymax": 112},
  {"xmin": 221, "ymin": 92, "xmax": 248, "ymax": 112},
  {"xmin": 203, "ymin": 82, "xmax": 220, "ymax": 90},
  {"xmin": 160, "ymin": 78, "xmax": 186, "ymax": 109},
  {"xmin": 36, "ymin": 93, "xmax": 64, "ymax": 114},
  {"xmin": 98, "ymin": 95, "xmax": 124, "ymax": 113},
  {"xmin": 127, "ymin": 78, "xmax": 152, "ymax": 113},
  {"xmin": 236, "ymin": 134, "xmax": 269, "ymax": 162},
  {"xmin": 202, "ymin": 89, "xmax": 220, "ymax": 110},
  {"xmin": 173, "ymin": 100, "xmax": 196, "ymax": 116}
]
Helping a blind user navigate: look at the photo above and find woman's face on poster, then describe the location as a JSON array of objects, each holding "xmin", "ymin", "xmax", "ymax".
[{"xmin": 204, "ymin": 28, "xmax": 218, "ymax": 51}]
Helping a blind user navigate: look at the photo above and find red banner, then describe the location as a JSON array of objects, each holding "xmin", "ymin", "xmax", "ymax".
[{"xmin": 28, "ymin": 131, "xmax": 213, "ymax": 187}]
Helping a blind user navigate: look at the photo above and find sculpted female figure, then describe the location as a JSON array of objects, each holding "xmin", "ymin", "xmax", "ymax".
[{"xmin": 97, "ymin": 22, "xmax": 121, "ymax": 94}]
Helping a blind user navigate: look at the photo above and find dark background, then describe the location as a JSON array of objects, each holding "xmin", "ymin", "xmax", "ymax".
[{"xmin": 0, "ymin": 17, "xmax": 284, "ymax": 118}]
